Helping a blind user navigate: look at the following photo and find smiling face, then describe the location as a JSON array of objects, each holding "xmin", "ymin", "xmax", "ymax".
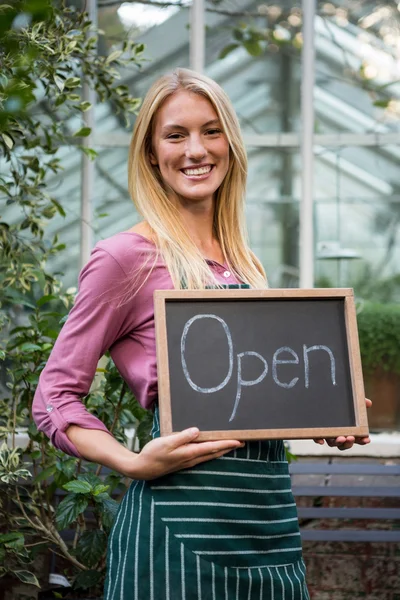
[{"xmin": 149, "ymin": 89, "xmax": 230, "ymax": 206}]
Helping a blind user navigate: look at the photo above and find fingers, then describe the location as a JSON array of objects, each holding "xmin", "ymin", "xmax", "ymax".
[
  {"xmin": 184, "ymin": 447, "xmax": 234, "ymax": 468},
  {"xmin": 313, "ymin": 436, "xmax": 355, "ymax": 450},
  {"xmin": 167, "ymin": 429, "xmax": 243, "ymax": 456},
  {"xmin": 168, "ymin": 427, "xmax": 200, "ymax": 449},
  {"xmin": 354, "ymin": 436, "xmax": 371, "ymax": 445},
  {"xmin": 188, "ymin": 439, "xmax": 244, "ymax": 459},
  {"xmin": 314, "ymin": 430, "xmax": 371, "ymax": 450},
  {"xmin": 137, "ymin": 433, "xmax": 244, "ymax": 480},
  {"xmin": 366, "ymin": 398, "xmax": 372, "ymax": 408}
]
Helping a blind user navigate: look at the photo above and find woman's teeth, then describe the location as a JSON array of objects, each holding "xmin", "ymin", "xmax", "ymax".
[{"xmin": 182, "ymin": 165, "xmax": 212, "ymax": 176}]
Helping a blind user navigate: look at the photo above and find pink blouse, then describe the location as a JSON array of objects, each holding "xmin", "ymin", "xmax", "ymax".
[{"xmin": 32, "ymin": 232, "xmax": 240, "ymax": 457}]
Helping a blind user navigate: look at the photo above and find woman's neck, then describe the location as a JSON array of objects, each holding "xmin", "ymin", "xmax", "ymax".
[{"xmin": 179, "ymin": 202, "xmax": 224, "ymax": 264}]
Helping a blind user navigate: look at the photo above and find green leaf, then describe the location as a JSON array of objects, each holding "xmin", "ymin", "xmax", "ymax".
[
  {"xmin": 55, "ymin": 93, "xmax": 66, "ymax": 107},
  {"xmin": 64, "ymin": 77, "xmax": 81, "ymax": 89},
  {"xmin": 243, "ymin": 39, "xmax": 263, "ymax": 56},
  {"xmin": 79, "ymin": 146, "xmax": 98, "ymax": 160},
  {"xmin": 0, "ymin": 532, "xmax": 24, "ymax": 545},
  {"xmin": 99, "ymin": 496, "xmax": 119, "ymax": 529},
  {"xmin": 1, "ymin": 133, "xmax": 14, "ymax": 149},
  {"xmin": 106, "ymin": 50, "xmax": 123, "ymax": 64},
  {"xmin": 36, "ymin": 294, "xmax": 58, "ymax": 307},
  {"xmin": 14, "ymin": 570, "xmax": 40, "ymax": 587},
  {"xmin": 78, "ymin": 101, "xmax": 92, "ymax": 112},
  {"xmin": 373, "ymin": 100, "xmax": 390, "ymax": 109},
  {"xmin": 56, "ymin": 457, "xmax": 78, "ymax": 478},
  {"xmin": 53, "ymin": 75, "xmax": 65, "ymax": 92},
  {"xmin": 93, "ymin": 483, "xmax": 110, "ymax": 496},
  {"xmin": 219, "ymin": 43, "xmax": 239, "ymax": 59},
  {"xmin": 233, "ymin": 27, "xmax": 245, "ymax": 42},
  {"xmin": 78, "ymin": 472, "xmax": 102, "ymax": 487},
  {"xmin": 55, "ymin": 494, "xmax": 88, "ymax": 530},
  {"xmin": 75, "ymin": 529, "xmax": 107, "ymax": 567},
  {"xmin": 19, "ymin": 342, "xmax": 42, "ymax": 352},
  {"xmin": 5, "ymin": 535, "xmax": 25, "ymax": 550},
  {"xmin": 73, "ymin": 569, "xmax": 102, "ymax": 591},
  {"xmin": 50, "ymin": 198, "xmax": 66, "ymax": 217},
  {"xmin": 33, "ymin": 465, "xmax": 56, "ymax": 483},
  {"xmin": 63, "ymin": 480, "xmax": 92, "ymax": 494},
  {"xmin": 73, "ymin": 126, "xmax": 91, "ymax": 137}
]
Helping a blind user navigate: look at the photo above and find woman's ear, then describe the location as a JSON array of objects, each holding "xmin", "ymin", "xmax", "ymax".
[{"xmin": 149, "ymin": 151, "xmax": 158, "ymax": 166}]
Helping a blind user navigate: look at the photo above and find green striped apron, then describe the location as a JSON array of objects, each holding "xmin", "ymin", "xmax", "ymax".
[
  {"xmin": 104, "ymin": 407, "xmax": 309, "ymax": 600},
  {"xmin": 104, "ymin": 282, "xmax": 308, "ymax": 599}
]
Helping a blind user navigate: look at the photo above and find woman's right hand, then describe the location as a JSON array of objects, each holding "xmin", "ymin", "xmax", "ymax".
[{"xmin": 126, "ymin": 428, "xmax": 244, "ymax": 480}]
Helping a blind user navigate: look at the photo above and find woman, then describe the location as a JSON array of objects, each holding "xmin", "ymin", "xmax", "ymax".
[{"xmin": 33, "ymin": 68, "xmax": 369, "ymax": 599}]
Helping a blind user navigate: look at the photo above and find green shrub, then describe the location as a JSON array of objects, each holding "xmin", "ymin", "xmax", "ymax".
[
  {"xmin": 357, "ymin": 302, "xmax": 400, "ymax": 376},
  {"xmin": 0, "ymin": 1, "xmax": 147, "ymax": 595}
]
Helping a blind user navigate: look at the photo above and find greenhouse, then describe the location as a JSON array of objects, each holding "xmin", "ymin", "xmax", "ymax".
[{"xmin": 1, "ymin": 2, "xmax": 400, "ymax": 599}]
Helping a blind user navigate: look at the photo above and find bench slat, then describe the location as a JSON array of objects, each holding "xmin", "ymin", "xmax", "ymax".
[
  {"xmin": 297, "ymin": 507, "xmax": 400, "ymax": 519},
  {"xmin": 300, "ymin": 530, "xmax": 400, "ymax": 542},
  {"xmin": 292, "ymin": 486, "xmax": 400, "ymax": 497},
  {"xmin": 289, "ymin": 464, "xmax": 400, "ymax": 475}
]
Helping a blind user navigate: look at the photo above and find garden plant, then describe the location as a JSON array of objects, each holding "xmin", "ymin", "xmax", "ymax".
[{"xmin": 0, "ymin": 1, "xmax": 151, "ymax": 596}]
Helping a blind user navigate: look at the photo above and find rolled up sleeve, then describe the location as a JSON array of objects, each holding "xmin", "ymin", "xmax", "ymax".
[{"xmin": 32, "ymin": 246, "xmax": 133, "ymax": 457}]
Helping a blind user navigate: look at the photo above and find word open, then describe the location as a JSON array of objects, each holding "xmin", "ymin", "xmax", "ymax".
[{"xmin": 180, "ymin": 314, "xmax": 337, "ymax": 422}]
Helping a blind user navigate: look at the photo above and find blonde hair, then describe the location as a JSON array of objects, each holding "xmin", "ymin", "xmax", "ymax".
[{"xmin": 128, "ymin": 68, "xmax": 267, "ymax": 290}]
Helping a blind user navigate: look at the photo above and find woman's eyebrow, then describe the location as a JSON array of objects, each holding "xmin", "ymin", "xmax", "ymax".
[
  {"xmin": 161, "ymin": 124, "xmax": 187, "ymax": 134},
  {"xmin": 202, "ymin": 119, "xmax": 221, "ymax": 128},
  {"xmin": 161, "ymin": 119, "xmax": 221, "ymax": 134}
]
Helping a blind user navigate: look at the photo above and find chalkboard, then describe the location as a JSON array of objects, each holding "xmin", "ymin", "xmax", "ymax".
[{"xmin": 154, "ymin": 289, "xmax": 369, "ymax": 440}]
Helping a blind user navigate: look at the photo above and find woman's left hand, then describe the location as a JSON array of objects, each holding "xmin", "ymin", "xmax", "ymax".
[{"xmin": 313, "ymin": 398, "xmax": 372, "ymax": 451}]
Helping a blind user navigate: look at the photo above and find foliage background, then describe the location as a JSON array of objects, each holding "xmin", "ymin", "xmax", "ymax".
[{"xmin": 0, "ymin": 1, "xmax": 151, "ymax": 595}]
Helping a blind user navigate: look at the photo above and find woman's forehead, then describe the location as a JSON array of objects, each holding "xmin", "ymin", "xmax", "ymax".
[{"xmin": 153, "ymin": 90, "xmax": 219, "ymax": 129}]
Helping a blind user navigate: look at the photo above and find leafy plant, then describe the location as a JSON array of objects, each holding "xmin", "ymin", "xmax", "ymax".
[
  {"xmin": 0, "ymin": 1, "xmax": 150, "ymax": 596},
  {"xmin": 357, "ymin": 302, "xmax": 400, "ymax": 376}
]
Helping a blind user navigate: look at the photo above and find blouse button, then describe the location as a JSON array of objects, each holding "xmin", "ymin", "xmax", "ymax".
[
  {"xmin": 46, "ymin": 405, "xmax": 53, "ymax": 413},
  {"xmin": 223, "ymin": 270, "xmax": 231, "ymax": 278}
]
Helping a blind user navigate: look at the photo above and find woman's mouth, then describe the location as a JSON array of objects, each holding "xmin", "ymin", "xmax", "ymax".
[{"xmin": 181, "ymin": 165, "xmax": 214, "ymax": 179}]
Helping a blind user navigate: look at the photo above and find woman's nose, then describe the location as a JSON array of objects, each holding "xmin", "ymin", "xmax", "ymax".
[{"xmin": 185, "ymin": 135, "xmax": 206, "ymax": 159}]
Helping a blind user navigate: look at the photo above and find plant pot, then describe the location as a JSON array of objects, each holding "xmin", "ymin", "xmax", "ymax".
[{"xmin": 364, "ymin": 367, "xmax": 400, "ymax": 430}]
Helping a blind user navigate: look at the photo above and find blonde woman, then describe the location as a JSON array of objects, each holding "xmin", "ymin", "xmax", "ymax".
[{"xmin": 33, "ymin": 69, "xmax": 369, "ymax": 599}]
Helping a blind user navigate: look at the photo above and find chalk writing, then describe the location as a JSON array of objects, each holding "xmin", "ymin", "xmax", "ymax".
[
  {"xmin": 303, "ymin": 344, "xmax": 336, "ymax": 388},
  {"xmin": 180, "ymin": 314, "xmax": 233, "ymax": 393},
  {"xmin": 230, "ymin": 351, "xmax": 268, "ymax": 422},
  {"xmin": 272, "ymin": 347, "xmax": 299, "ymax": 389},
  {"xmin": 180, "ymin": 314, "xmax": 337, "ymax": 421}
]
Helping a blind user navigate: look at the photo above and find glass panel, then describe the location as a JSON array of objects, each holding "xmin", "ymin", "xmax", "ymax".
[
  {"xmin": 206, "ymin": 2, "xmax": 301, "ymax": 134},
  {"xmin": 314, "ymin": 144, "xmax": 400, "ymax": 297},
  {"xmin": 246, "ymin": 148, "xmax": 300, "ymax": 285},
  {"xmin": 315, "ymin": 2, "xmax": 400, "ymax": 134}
]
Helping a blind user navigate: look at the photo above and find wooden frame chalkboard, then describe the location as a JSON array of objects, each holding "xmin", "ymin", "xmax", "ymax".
[{"xmin": 154, "ymin": 288, "xmax": 369, "ymax": 440}]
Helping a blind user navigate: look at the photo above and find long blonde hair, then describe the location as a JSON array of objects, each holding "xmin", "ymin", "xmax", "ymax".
[{"xmin": 128, "ymin": 68, "xmax": 267, "ymax": 290}]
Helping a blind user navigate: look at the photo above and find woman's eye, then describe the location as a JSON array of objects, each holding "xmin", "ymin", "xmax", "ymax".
[
  {"xmin": 206, "ymin": 128, "xmax": 221, "ymax": 135},
  {"xmin": 167, "ymin": 133, "xmax": 183, "ymax": 140}
]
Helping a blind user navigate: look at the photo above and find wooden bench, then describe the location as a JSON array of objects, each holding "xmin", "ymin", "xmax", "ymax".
[{"xmin": 289, "ymin": 461, "xmax": 400, "ymax": 542}]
